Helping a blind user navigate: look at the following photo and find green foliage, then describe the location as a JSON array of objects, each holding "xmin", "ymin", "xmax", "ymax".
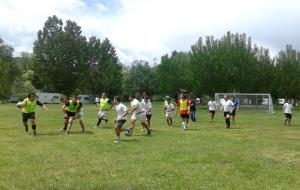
[
  {"xmin": 85, "ymin": 37, "xmax": 123, "ymax": 96},
  {"xmin": 189, "ymin": 32, "xmax": 274, "ymax": 97},
  {"xmin": 0, "ymin": 38, "xmax": 16, "ymax": 99},
  {"xmin": 156, "ymin": 51, "xmax": 190, "ymax": 98},
  {"xmin": 274, "ymin": 45, "xmax": 300, "ymax": 99},
  {"xmin": 33, "ymin": 15, "xmax": 88, "ymax": 96},
  {"xmin": 122, "ymin": 60, "xmax": 156, "ymax": 97}
]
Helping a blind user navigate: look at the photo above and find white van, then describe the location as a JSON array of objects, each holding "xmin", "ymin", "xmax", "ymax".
[
  {"xmin": 277, "ymin": 99, "xmax": 285, "ymax": 105},
  {"xmin": 36, "ymin": 93, "xmax": 60, "ymax": 104},
  {"xmin": 78, "ymin": 95, "xmax": 93, "ymax": 104}
]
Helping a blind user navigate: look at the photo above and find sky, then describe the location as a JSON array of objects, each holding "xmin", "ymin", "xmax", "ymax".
[{"xmin": 0, "ymin": 0, "xmax": 300, "ymax": 65}]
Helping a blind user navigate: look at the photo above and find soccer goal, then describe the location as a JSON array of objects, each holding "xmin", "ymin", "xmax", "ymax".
[{"xmin": 215, "ymin": 93, "xmax": 274, "ymax": 113}]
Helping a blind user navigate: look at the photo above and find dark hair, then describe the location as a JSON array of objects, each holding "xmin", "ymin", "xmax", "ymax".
[
  {"xmin": 129, "ymin": 94, "xmax": 136, "ymax": 98},
  {"xmin": 28, "ymin": 93, "xmax": 36, "ymax": 97},
  {"xmin": 114, "ymin": 96, "xmax": 120, "ymax": 102}
]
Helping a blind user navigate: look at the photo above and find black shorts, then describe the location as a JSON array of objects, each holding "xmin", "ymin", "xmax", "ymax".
[
  {"xmin": 146, "ymin": 114, "xmax": 152, "ymax": 120},
  {"xmin": 180, "ymin": 114, "xmax": 189, "ymax": 119},
  {"xmin": 116, "ymin": 119, "xmax": 126, "ymax": 128},
  {"xmin": 223, "ymin": 112, "xmax": 232, "ymax": 118},
  {"xmin": 209, "ymin": 110, "xmax": 215, "ymax": 114},
  {"xmin": 22, "ymin": 112, "xmax": 35, "ymax": 122},
  {"xmin": 66, "ymin": 111, "xmax": 76, "ymax": 118},
  {"xmin": 285, "ymin": 113, "xmax": 292, "ymax": 119}
]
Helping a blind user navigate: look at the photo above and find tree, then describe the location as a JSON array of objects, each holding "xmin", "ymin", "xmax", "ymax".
[
  {"xmin": 85, "ymin": 37, "xmax": 123, "ymax": 96},
  {"xmin": 0, "ymin": 38, "xmax": 16, "ymax": 99},
  {"xmin": 274, "ymin": 45, "xmax": 300, "ymax": 100},
  {"xmin": 33, "ymin": 15, "xmax": 87, "ymax": 96},
  {"xmin": 156, "ymin": 51, "xmax": 190, "ymax": 98},
  {"xmin": 122, "ymin": 60, "xmax": 156, "ymax": 98}
]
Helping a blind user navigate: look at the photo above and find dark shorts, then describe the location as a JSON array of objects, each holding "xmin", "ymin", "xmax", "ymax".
[
  {"xmin": 209, "ymin": 110, "xmax": 215, "ymax": 114},
  {"xmin": 223, "ymin": 112, "xmax": 232, "ymax": 118},
  {"xmin": 231, "ymin": 108, "xmax": 237, "ymax": 116},
  {"xmin": 22, "ymin": 112, "xmax": 35, "ymax": 122},
  {"xmin": 285, "ymin": 113, "xmax": 292, "ymax": 119},
  {"xmin": 180, "ymin": 114, "xmax": 189, "ymax": 119},
  {"xmin": 116, "ymin": 119, "xmax": 126, "ymax": 128},
  {"xmin": 66, "ymin": 111, "xmax": 76, "ymax": 118},
  {"xmin": 146, "ymin": 114, "xmax": 152, "ymax": 120}
]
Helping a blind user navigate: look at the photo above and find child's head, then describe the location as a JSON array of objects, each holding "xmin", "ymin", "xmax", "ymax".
[{"xmin": 143, "ymin": 95, "xmax": 149, "ymax": 102}]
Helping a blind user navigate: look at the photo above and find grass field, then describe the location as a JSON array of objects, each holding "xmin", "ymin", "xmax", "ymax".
[{"xmin": 0, "ymin": 103, "xmax": 300, "ymax": 190}]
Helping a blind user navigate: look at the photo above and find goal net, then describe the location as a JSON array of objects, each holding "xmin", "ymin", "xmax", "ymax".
[{"xmin": 215, "ymin": 93, "xmax": 274, "ymax": 113}]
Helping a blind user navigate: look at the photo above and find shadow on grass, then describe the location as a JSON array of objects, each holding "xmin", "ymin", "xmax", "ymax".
[
  {"xmin": 66, "ymin": 130, "xmax": 95, "ymax": 135},
  {"xmin": 120, "ymin": 139, "xmax": 139, "ymax": 142},
  {"xmin": 37, "ymin": 132, "xmax": 61, "ymax": 136}
]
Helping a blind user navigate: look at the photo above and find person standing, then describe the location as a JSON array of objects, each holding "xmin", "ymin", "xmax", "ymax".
[
  {"xmin": 231, "ymin": 96, "xmax": 239, "ymax": 123},
  {"xmin": 178, "ymin": 93, "xmax": 190, "ymax": 130},
  {"xmin": 141, "ymin": 95, "xmax": 152, "ymax": 130},
  {"xmin": 95, "ymin": 93, "xmax": 113, "ymax": 128},
  {"xmin": 283, "ymin": 99, "xmax": 293, "ymax": 126},
  {"xmin": 189, "ymin": 96, "xmax": 196, "ymax": 122},
  {"xmin": 18, "ymin": 93, "xmax": 48, "ymax": 136},
  {"xmin": 220, "ymin": 95, "xmax": 234, "ymax": 129},
  {"xmin": 208, "ymin": 98, "xmax": 217, "ymax": 121},
  {"xmin": 63, "ymin": 95, "xmax": 83, "ymax": 134},
  {"xmin": 126, "ymin": 94, "xmax": 151, "ymax": 136},
  {"xmin": 164, "ymin": 96, "xmax": 175, "ymax": 127},
  {"xmin": 113, "ymin": 96, "xmax": 131, "ymax": 142}
]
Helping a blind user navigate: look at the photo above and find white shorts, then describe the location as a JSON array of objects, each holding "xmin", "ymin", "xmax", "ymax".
[
  {"xmin": 98, "ymin": 110, "xmax": 107, "ymax": 118},
  {"xmin": 76, "ymin": 111, "xmax": 84, "ymax": 121},
  {"xmin": 166, "ymin": 111, "xmax": 173, "ymax": 118},
  {"xmin": 131, "ymin": 112, "xmax": 146, "ymax": 122}
]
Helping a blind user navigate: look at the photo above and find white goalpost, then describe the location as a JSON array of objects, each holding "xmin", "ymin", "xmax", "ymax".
[{"xmin": 215, "ymin": 93, "xmax": 274, "ymax": 113}]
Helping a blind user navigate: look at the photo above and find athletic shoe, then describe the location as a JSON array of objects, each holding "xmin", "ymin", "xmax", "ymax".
[
  {"xmin": 114, "ymin": 139, "xmax": 120, "ymax": 143},
  {"xmin": 33, "ymin": 131, "xmax": 36, "ymax": 136},
  {"xmin": 147, "ymin": 129, "xmax": 151, "ymax": 135},
  {"xmin": 141, "ymin": 129, "xmax": 144, "ymax": 132},
  {"xmin": 94, "ymin": 126, "xmax": 99, "ymax": 128},
  {"xmin": 126, "ymin": 128, "xmax": 133, "ymax": 136},
  {"xmin": 65, "ymin": 130, "xmax": 69, "ymax": 135},
  {"xmin": 105, "ymin": 119, "xmax": 108, "ymax": 124}
]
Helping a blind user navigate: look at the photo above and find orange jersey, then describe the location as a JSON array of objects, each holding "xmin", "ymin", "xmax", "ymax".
[{"xmin": 178, "ymin": 99, "xmax": 190, "ymax": 114}]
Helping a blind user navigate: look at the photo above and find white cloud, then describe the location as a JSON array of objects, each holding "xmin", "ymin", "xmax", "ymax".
[{"xmin": 0, "ymin": 0, "xmax": 300, "ymax": 64}]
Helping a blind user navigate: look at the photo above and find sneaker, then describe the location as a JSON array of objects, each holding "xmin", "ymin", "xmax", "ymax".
[
  {"xmin": 33, "ymin": 131, "xmax": 37, "ymax": 136},
  {"xmin": 114, "ymin": 139, "xmax": 120, "ymax": 143},
  {"xmin": 94, "ymin": 126, "xmax": 99, "ymax": 128},
  {"xmin": 105, "ymin": 119, "xmax": 108, "ymax": 124},
  {"xmin": 126, "ymin": 128, "xmax": 133, "ymax": 136},
  {"xmin": 141, "ymin": 129, "xmax": 144, "ymax": 132},
  {"xmin": 65, "ymin": 130, "xmax": 69, "ymax": 135},
  {"xmin": 147, "ymin": 129, "xmax": 151, "ymax": 135}
]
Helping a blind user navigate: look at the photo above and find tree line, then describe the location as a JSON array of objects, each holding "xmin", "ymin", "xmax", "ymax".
[{"xmin": 1, "ymin": 15, "xmax": 300, "ymax": 101}]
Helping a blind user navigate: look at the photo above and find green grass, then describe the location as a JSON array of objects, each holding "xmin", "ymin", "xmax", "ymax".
[{"xmin": 0, "ymin": 103, "xmax": 299, "ymax": 190}]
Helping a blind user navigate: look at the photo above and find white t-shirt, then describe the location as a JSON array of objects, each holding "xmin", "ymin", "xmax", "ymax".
[
  {"xmin": 116, "ymin": 103, "xmax": 128, "ymax": 120},
  {"xmin": 208, "ymin": 101, "xmax": 217, "ymax": 111},
  {"xmin": 221, "ymin": 100, "xmax": 234, "ymax": 112},
  {"xmin": 131, "ymin": 99, "xmax": 144, "ymax": 115},
  {"xmin": 141, "ymin": 100, "xmax": 152, "ymax": 115},
  {"xmin": 283, "ymin": 103, "xmax": 293, "ymax": 114},
  {"xmin": 165, "ymin": 103, "xmax": 174, "ymax": 112}
]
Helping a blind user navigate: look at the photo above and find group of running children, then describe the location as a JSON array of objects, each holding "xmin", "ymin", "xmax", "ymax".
[{"xmin": 18, "ymin": 92, "xmax": 240, "ymax": 142}]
